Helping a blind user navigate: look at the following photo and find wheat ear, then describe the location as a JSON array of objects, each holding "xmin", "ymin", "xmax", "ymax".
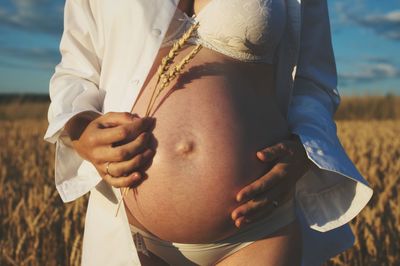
[
  {"xmin": 116, "ymin": 21, "xmax": 201, "ymax": 217},
  {"xmin": 146, "ymin": 44, "xmax": 202, "ymax": 114},
  {"xmin": 145, "ymin": 21, "xmax": 200, "ymax": 116}
]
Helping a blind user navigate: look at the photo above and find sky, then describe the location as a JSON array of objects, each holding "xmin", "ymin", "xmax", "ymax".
[{"xmin": 0, "ymin": 0, "xmax": 399, "ymax": 96}]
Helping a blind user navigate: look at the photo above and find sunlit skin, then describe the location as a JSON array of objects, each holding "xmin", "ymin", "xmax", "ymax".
[
  {"xmin": 123, "ymin": 1, "xmax": 310, "ymax": 265},
  {"xmin": 66, "ymin": 0, "xmax": 312, "ymax": 265}
]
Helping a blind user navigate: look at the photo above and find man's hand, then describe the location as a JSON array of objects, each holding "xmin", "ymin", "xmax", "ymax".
[
  {"xmin": 231, "ymin": 134, "xmax": 313, "ymax": 228},
  {"xmin": 66, "ymin": 111, "xmax": 156, "ymax": 188}
]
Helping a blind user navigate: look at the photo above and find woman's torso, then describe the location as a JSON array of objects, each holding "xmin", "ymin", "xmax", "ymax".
[{"xmin": 123, "ymin": 0, "xmax": 291, "ymax": 243}]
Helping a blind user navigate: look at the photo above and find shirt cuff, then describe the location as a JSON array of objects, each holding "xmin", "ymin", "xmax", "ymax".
[
  {"xmin": 44, "ymin": 109, "xmax": 104, "ymax": 144},
  {"xmin": 44, "ymin": 110, "xmax": 104, "ymax": 202},
  {"xmin": 54, "ymin": 139, "xmax": 102, "ymax": 202},
  {"xmin": 294, "ymin": 132, "xmax": 373, "ymax": 232}
]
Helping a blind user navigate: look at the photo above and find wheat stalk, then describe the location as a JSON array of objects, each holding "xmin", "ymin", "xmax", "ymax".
[
  {"xmin": 115, "ymin": 20, "xmax": 202, "ymax": 217},
  {"xmin": 145, "ymin": 21, "xmax": 200, "ymax": 117},
  {"xmin": 146, "ymin": 44, "xmax": 202, "ymax": 115}
]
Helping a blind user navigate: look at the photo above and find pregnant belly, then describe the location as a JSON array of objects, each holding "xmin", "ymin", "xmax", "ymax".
[{"xmin": 123, "ymin": 46, "xmax": 290, "ymax": 243}]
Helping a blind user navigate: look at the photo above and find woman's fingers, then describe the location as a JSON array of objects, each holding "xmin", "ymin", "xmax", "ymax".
[
  {"xmin": 235, "ymin": 164, "xmax": 287, "ymax": 202},
  {"xmin": 241, "ymin": 192, "xmax": 294, "ymax": 227},
  {"xmin": 101, "ymin": 148, "xmax": 155, "ymax": 188},
  {"xmin": 90, "ymin": 131, "xmax": 152, "ymax": 163},
  {"xmin": 105, "ymin": 148, "xmax": 155, "ymax": 177},
  {"xmin": 107, "ymin": 131, "xmax": 152, "ymax": 162},
  {"xmin": 238, "ymin": 193, "xmax": 295, "ymax": 228},
  {"xmin": 233, "ymin": 204, "xmax": 276, "ymax": 228},
  {"xmin": 256, "ymin": 140, "xmax": 294, "ymax": 162},
  {"xmin": 102, "ymin": 171, "xmax": 143, "ymax": 188},
  {"xmin": 229, "ymin": 136, "xmax": 309, "ymax": 229},
  {"xmin": 95, "ymin": 112, "xmax": 138, "ymax": 127},
  {"xmin": 69, "ymin": 111, "xmax": 159, "ymax": 188},
  {"xmin": 232, "ymin": 180, "xmax": 285, "ymax": 220},
  {"xmin": 94, "ymin": 116, "xmax": 155, "ymax": 145},
  {"xmin": 232, "ymin": 183, "xmax": 294, "ymax": 228}
]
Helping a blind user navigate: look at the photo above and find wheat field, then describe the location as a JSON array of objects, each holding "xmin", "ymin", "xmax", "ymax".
[{"xmin": 0, "ymin": 96, "xmax": 399, "ymax": 266}]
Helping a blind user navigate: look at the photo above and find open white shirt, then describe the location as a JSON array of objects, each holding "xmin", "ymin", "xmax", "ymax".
[{"xmin": 43, "ymin": 0, "xmax": 373, "ymax": 265}]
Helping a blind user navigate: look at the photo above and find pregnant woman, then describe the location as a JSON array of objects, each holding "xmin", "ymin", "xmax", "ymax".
[
  {"xmin": 121, "ymin": 0, "xmax": 304, "ymax": 264},
  {"xmin": 44, "ymin": 0, "xmax": 374, "ymax": 265}
]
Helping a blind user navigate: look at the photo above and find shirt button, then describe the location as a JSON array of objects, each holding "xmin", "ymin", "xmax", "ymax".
[
  {"xmin": 306, "ymin": 146, "xmax": 313, "ymax": 153},
  {"xmin": 316, "ymin": 149, "xmax": 324, "ymax": 156},
  {"xmin": 152, "ymin": 28, "xmax": 162, "ymax": 36}
]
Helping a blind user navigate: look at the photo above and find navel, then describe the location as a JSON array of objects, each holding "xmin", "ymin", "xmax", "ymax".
[{"xmin": 175, "ymin": 140, "xmax": 196, "ymax": 157}]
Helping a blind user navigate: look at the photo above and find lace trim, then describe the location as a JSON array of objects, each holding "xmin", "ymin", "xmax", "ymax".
[
  {"xmin": 132, "ymin": 232, "xmax": 151, "ymax": 257},
  {"xmin": 160, "ymin": 3, "xmax": 278, "ymax": 64},
  {"xmin": 186, "ymin": 37, "xmax": 275, "ymax": 64}
]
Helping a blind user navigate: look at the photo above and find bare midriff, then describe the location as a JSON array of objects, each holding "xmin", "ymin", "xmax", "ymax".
[{"xmin": 122, "ymin": 44, "xmax": 291, "ymax": 244}]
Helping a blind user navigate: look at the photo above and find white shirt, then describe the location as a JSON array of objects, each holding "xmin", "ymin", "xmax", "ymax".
[{"xmin": 43, "ymin": 0, "xmax": 374, "ymax": 265}]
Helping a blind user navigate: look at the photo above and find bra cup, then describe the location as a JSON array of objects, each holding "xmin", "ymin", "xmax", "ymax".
[
  {"xmin": 163, "ymin": 0, "xmax": 287, "ymax": 63},
  {"xmin": 193, "ymin": 0, "xmax": 287, "ymax": 62}
]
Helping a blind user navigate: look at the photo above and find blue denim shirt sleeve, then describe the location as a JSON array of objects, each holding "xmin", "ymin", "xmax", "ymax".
[{"xmin": 288, "ymin": 0, "xmax": 373, "ymax": 232}]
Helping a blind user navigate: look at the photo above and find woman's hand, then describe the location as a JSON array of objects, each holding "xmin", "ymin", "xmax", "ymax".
[
  {"xmin": 65, "ymin": 111, "xmax": 156, "ymax": 188},
  {"xmin": 231, "ymin": 134, "xmax": 313, "ymax": 228}
]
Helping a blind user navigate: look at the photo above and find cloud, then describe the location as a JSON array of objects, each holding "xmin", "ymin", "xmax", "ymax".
[
  {"xmin": 0, "ymin": 46, "xmax": 59, "ymax": 62},
  {"xmin": 0, "ymin": 46, "xmax": 59, "ymax": 70},
  {"xmin": 339, "ymin": 61, "xmax": 400, "ymax": 85},
  {"xmin": 332, "ymin": 1, "xmax": 400, "ymax": 41},
  {"xmin": 363, "ymin": 56, "xmax": 394, "ymax": 64},
  {"xmin": 353, "ymin": 10, "xmax": 400, "ymax": 40},
  {"xmin": 0, "ymin": 0, "xmax": 64, "ymax": 35},
  {"xmin": 329, "ymin": 0, "xmax": 365, "ymax": 33}
]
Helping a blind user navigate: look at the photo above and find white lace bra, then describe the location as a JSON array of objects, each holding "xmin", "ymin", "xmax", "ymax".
[{"xmin": 160, "ymin": 0, "xmax": 287, "ymax": 64}]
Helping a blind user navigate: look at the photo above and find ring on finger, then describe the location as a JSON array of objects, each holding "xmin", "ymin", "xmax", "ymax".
[{"xmin": 106, "ymin": 161, "xmax": 115, "ymax": 177}]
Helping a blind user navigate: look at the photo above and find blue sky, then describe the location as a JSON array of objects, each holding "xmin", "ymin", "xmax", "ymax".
[{"xmin": 0, "ymin": 0, "xmax": 399, "ymax": 95}]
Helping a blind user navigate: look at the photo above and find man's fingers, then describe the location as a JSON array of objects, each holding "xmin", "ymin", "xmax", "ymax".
[
  {"xmin": 236, "ymin": 166, "xmax": 286, "ymax": 202},
  {"xmin": 103, "ymin": 171, "xmax": 142, "ymax": 188}
]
